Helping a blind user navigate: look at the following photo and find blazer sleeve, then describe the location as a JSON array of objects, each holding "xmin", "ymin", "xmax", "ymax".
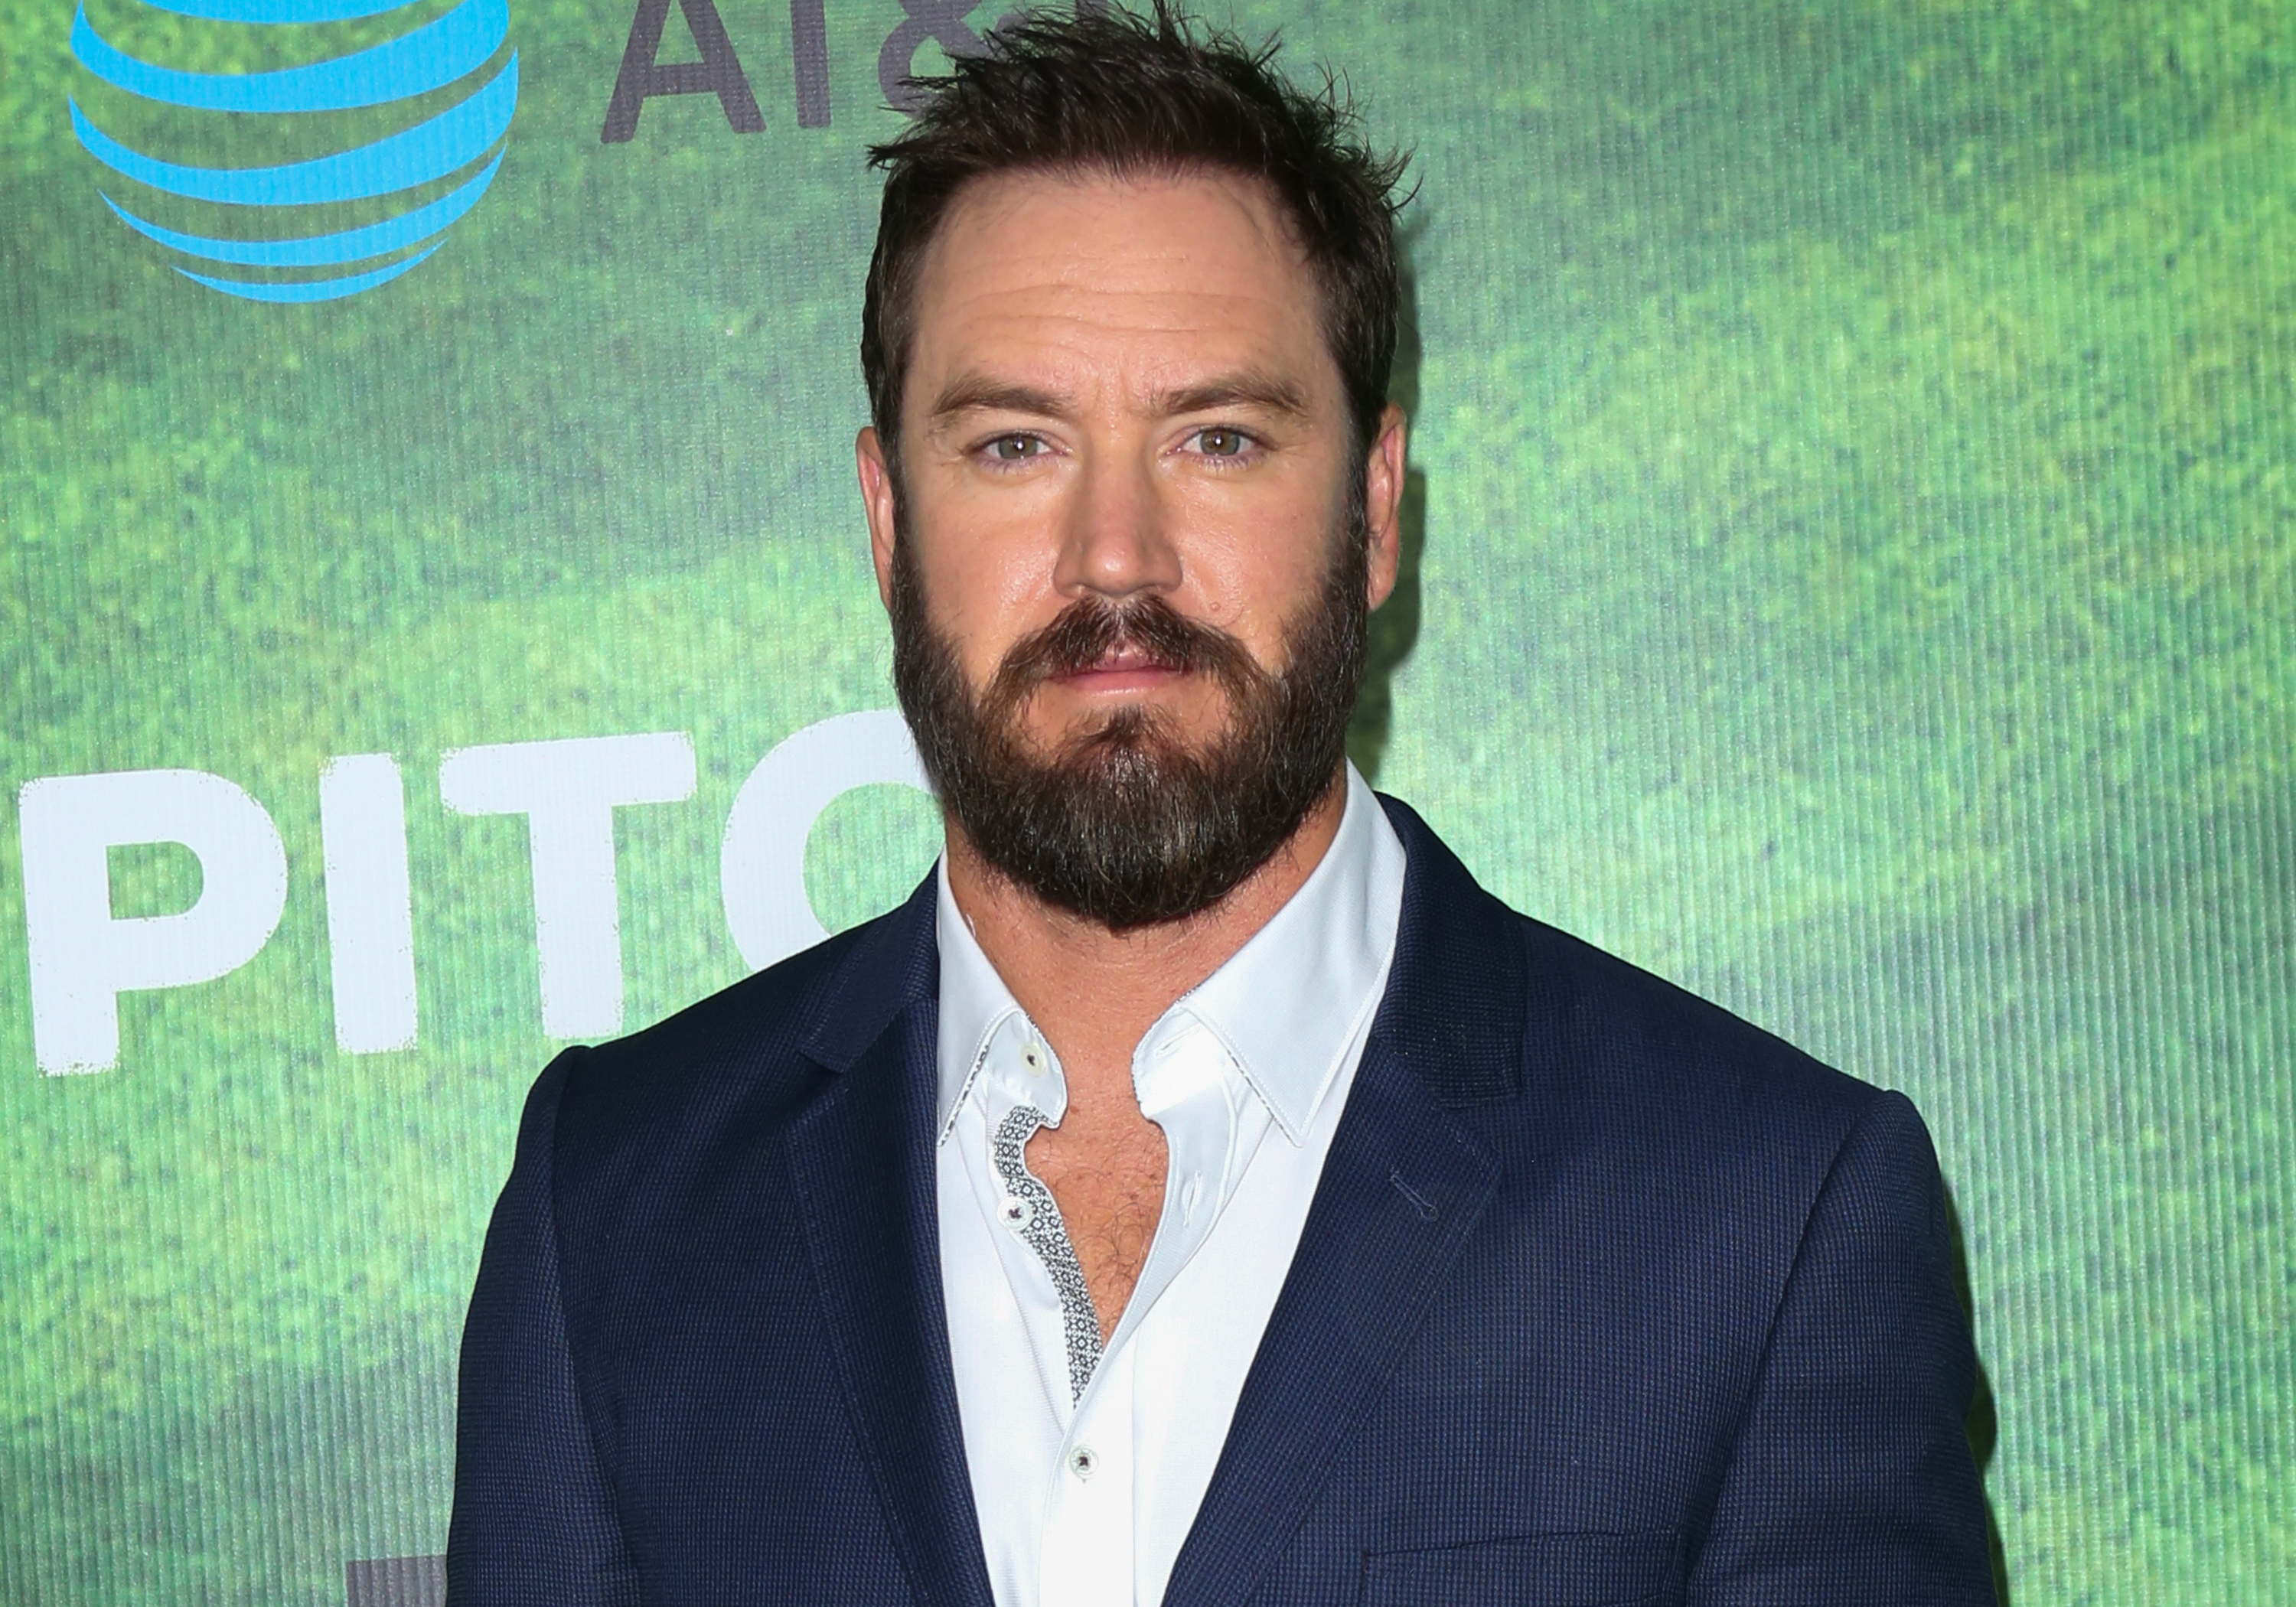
[
  {"xmin": 1687, "ymin": 1090, "xmax": 1998, "ymax": 1606},
  {"xmin": 445, "ymin": 1050, "xmax": 641, "ymax": 1607}
]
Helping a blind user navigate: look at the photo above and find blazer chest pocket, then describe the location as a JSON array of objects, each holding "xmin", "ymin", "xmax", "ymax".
[{"xmin": 1360, "ymin": 1529, "xmax": 1676, "ymax": 1607}]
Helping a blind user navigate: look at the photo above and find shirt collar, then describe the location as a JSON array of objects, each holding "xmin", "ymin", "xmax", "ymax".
[
  {"xmin": 933, "ymin": 763, "xmax": 1407, "ymax": 1146},
  {"xmin": 933, "ymin": 860, "xmax": 1028, "ymax": 1143}
]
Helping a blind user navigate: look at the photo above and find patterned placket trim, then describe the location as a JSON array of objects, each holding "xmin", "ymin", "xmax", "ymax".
[{"xmin": 990, "ymin": 1103, "xmax": 1104, "ymax": 1404}]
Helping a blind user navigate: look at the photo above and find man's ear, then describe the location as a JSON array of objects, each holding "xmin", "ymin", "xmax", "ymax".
[
  {"xmin": 857, "ymin": 426, "xmax": 899, "ymax": 612},
  {"xmin": 1362, "ymin": 403, "xmax": 1409, "ymax": 611}
]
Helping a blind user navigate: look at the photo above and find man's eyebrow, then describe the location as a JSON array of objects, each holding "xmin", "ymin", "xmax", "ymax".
[
  {"xmin": 1151, "ymin": 371, "xmax": 1312, "ymax": 419},
  {"xmin": 926, "ymin": 376, "xmax": 1070, "ymax": 423},
  {"xmin": 925, "ymin": 371, "xmax": 1314, "ymax": 425}
]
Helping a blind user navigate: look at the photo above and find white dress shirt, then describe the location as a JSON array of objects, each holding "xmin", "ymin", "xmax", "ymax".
[{"xmin": 934, "ymin": 764, "xmax": 1408, "ymax": 1607}]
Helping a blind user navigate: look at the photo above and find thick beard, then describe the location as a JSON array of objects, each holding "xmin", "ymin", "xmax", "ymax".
[{"xmin": 890, "ymin": 513, "xmax": 1369, "ymax": 931}]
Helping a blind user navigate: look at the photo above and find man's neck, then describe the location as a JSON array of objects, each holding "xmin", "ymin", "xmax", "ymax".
[{"xmin": 941, "ymin": 772, "xmax": 1350, "ymax": 1097}]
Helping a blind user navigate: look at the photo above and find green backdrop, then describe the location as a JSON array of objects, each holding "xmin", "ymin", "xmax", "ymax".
[{"xmin": 3, "ymin": 0, "xmax": 2290, "ymax": 1601}]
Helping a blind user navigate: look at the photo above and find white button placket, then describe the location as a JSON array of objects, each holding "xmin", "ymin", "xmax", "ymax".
[{"xmin": 1040, "ymin": 1339, "xmax": 1136, "ymax": 1605}]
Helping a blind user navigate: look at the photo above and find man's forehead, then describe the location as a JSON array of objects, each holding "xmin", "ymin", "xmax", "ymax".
[
  {"xmin": 906, "ymin": 168, "xmax": 1332, "ymax": 410},
  {"xmin": 935, "ymin": 165, "xmax": 1299, "ymax": 257}
]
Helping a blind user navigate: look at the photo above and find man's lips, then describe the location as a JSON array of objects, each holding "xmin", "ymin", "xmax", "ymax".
[{"xmin": 1050, "ymin": 644, "xmax": 1186, "ymax": 692}]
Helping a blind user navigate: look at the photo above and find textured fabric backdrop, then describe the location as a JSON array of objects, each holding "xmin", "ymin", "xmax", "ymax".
[{"xmin": 2, "ymin": 1, "xmax": 2289, "ymax": 1600}]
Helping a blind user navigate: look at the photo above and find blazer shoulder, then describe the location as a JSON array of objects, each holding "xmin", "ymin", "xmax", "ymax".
[
  {"xmin": 1505, "ymin": 905, "xmax": 1893, "ymax": 1183},
  {"xmin": 1524, "ymin": 910, "xmax": 1872, "ymax": 1107},
  {"xmin": 543, "ymin": 880, "xmax": 934, "ymax": 1188},
  {"xmin": 1377, "ymin": 792, "xmax": 1882, "ymax": 1159},
  {"xmin": 1460, "ymin": 905, "xmax": 1948, "ymax": 1340}
]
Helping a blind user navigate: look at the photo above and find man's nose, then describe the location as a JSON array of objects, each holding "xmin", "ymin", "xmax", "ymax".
[{"xmin": 1052, "ymin": 445, "xmax": 1182, "ymax": 603}]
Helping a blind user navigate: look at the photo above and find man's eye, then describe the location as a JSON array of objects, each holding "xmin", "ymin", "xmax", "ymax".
[
  {"xmin": 989, "ymin": 435, "xmax": 1045, "ymax": 461},
  {"xmin": 1193, "ymin": 428, "xmax": 1251, "ymax": 458}
]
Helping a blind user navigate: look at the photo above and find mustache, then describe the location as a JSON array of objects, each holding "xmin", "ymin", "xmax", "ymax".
[{"xmin": 983, "ymin": 593, "xmax": 1265, "ymax": 718}]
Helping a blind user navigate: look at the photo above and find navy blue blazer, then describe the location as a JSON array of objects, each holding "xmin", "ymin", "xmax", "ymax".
[{"xmin": 448, "ymin": 797, "xmax": 1995, "ymax": 1605}]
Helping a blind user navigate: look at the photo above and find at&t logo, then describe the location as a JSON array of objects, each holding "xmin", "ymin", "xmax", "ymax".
[{"xmin": 67, "ymin": 0, "xmax": 517, "ymax": 302}]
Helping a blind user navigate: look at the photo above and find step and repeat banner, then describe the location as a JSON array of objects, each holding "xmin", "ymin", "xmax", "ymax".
[{"xmin": 3, "ymin": 0, "xmax": 2289, "ymax": 1601}]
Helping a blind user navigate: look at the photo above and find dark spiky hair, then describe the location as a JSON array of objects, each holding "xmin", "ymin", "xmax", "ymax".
[{"xmin": 860, "ymin": 3, "xmax": 1409, "ymax": 464}]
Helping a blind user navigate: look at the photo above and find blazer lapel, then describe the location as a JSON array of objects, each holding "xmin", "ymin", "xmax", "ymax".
[
  {"xmin": 1162, "ymin": 797, "xmax": 1525, "ymax": 1607},
  {"xmin": 786, "ymin": 894, "xmax": 996, "ymax": 1607}
]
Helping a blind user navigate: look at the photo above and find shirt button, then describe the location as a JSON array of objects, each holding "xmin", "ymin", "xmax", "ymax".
[
  {"xmin": 1022, "ymin": 1045, "xmax": 1045, "ymax": 1075},
  {"xmin": 1067, "ymin": 1446, "xmax": 1097, "ymax": 1479},
  {"xmin": 997, "ymin": 1195, "xmax": 1034, "ymax": 1231}
]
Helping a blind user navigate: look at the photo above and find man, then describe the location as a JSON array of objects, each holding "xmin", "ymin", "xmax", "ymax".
[{"xmin": 447, "ymin": 8, "xmax": 1995, "ymax": 1604}]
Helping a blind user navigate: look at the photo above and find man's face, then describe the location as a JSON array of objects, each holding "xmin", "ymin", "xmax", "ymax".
[{"xmin": 857, "ymin": 168, "xmax": 1406, "ymax": 924}]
